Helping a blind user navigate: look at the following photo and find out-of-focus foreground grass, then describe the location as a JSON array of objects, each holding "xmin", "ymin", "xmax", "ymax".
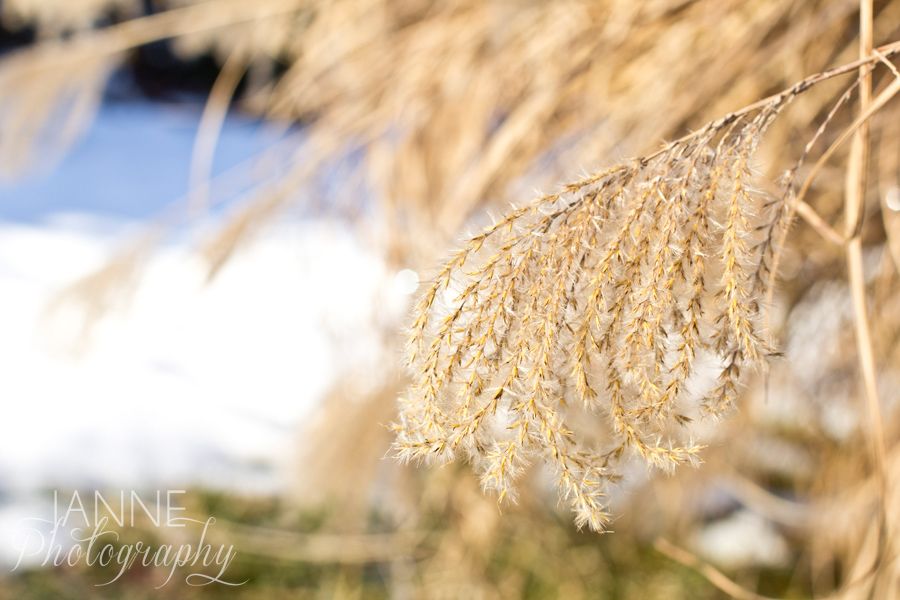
[{"xmin": 0, "ymin": 485, "xmax": 795, "ymax": 599}]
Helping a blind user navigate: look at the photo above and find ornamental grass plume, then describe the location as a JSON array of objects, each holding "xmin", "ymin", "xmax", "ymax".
[{"xmin": 394, "ymin": 44, "xmax": 900, "ymax": 532}]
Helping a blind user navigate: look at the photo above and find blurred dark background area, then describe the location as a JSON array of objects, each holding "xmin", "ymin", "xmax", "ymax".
[{"xmin": 0, "ymin": 1, "xmax": 235, "ymax": 101}]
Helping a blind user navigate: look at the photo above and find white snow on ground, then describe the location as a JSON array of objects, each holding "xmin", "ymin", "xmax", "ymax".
[
  {"xmin": 692, "ymin": 509, "xmax": 791, "ymax": 569},
  {"xmin": 0, "ymin": 216, "xmax": 405, "ymax": 495},
  {"xmin": 0, "ymin": 99, "xmax": 422, "ymax": 567}
]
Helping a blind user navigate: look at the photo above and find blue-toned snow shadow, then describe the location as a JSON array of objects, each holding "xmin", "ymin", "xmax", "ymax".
[{"xmin": 0, "ymin": 99, "xmax": 293, "ymax": 225}]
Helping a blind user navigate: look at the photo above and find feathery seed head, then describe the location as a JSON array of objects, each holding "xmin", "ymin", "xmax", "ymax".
[{"xmin": 394, "ymin": 101, "xmax": 791, "ymax": 531}]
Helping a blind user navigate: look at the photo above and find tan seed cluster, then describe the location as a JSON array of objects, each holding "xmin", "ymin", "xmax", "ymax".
[{"xmin": 394, "ymin": 101, "xmax": 791, "ymax": 532}]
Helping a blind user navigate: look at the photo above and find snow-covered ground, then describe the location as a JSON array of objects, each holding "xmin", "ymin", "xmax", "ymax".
[
  {"xmin": 0, "ymin": 216, "xmax": 400, "ymax": 493},
  {"xmin": 0, "ymin": 101, "xmax": 414, "ymax": 565}
]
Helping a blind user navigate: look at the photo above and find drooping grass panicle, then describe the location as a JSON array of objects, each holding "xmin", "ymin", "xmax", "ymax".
[{"xmin": 393, "ymin": 48, "xmax": 900, "ymax": 531}]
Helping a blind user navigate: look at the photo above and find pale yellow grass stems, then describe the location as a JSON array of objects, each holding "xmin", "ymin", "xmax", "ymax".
[{"xmin": 844, "ymin": 0, "xmax": 890, "ymax": 588}]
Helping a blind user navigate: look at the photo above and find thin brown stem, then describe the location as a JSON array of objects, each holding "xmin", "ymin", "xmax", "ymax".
[
  {"xmin": 188, "ymin": 46, "xmax": 248, "ymax": 217},
  {"xmin": 794, "ymin": 77, "xmax": 900, "ymax": 215},
  {"xmin": 654, "ymin": 538, "xmax": 780, "ymax": 600},
  {"xmin": 634, "ymin": 40, "xmax": 900, "ymax": 169},
  {"xmin": 845, "ymin": 0, "xmax": 889, "ymax": 588},
  {"xmin": 795, "ymin": 199, "xmax": 845, "ymax": 245}
]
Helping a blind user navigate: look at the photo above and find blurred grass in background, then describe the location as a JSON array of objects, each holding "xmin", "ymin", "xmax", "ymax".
[
  {"xmin": 1, "ymin": 1, "xmax": 900, "ymax": 598},
  {"xmin": 1, "ymin": 487, "xmax": 788, "ymax": 599}
]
